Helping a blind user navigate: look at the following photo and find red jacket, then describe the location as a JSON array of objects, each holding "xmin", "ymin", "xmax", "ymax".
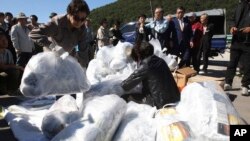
[{"xmin": 191, "ymin": 21, "xmax": 203, "ymax": 48}]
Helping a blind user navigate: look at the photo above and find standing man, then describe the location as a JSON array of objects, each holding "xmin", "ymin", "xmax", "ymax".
[
  {"xmin": 189, "ymin": 12, "xmax": 203, "ymax": 73},
  {"xmin": 11, "ymin": 12, "xmax": 34, "ymax": 68},
  {"xmin": 146, "ymin": 7, "xmax": 169, "ymax": 50},
  {"xmin": 49, "ymin": 12, "xmax": 57, "ymax": 20},
  {"xmin": 27, "ymin": 15, "xmax": 40, "ymax": 30},
  {"xmin": 27, "ymin": 15, "xmax": 43, "ymax": 54},
  {"xmin": 109, "ymin": 20, "xmax": 124, "ymax": 46},
  {"xmin": 197, "ymin": 13, "xmax": 214, "ymax": 74},
  {"xmin": 96, "ymin": 18, "xmax": 109, "ymax": 49},
  {"xmin": 224, "ymin": 0, "xmax": 250, "ymax": 95},
  {"xmin": 135, "ymin": 14, "xmax": 152, "ymax": 43},
  {"xmin": 29, "ymin": 0, "xmax": 90, "ymax": 68},
  {"xmin": 172, "ymin": 6, "xmax": 193, "ymax": 68}
]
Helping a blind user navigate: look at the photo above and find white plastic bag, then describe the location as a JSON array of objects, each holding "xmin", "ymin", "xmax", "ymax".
[
  {"xmin": 176, "ymin": 81, "xmax": 244, "ymax": 140},
  {"xmin": 41, "ymin": 95, "xmax": 80, "ymax": 139},
  {"xmin": 80, "ymin": 94, "xmax": 127, "ymax": 141},
  {"xmin": 51, "ymin": 120, "xmax": 104, "ymax": 141},
  {"xmin": 20, "ymin": 50, "xmax": 90, "ymax": 97},
  {"xmin": 113, "ymin": 102, "xmax": 157, "ymax": 141}
]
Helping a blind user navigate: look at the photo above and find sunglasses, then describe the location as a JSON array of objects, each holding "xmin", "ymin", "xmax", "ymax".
[{"xmin": 73, "ymin": 15, "xmax": 86, "ymax": 22}]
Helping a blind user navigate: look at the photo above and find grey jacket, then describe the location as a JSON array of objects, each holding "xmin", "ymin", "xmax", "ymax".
[
  {"xmin": 11, "ymin": 23, "xmax": 34, "ymax": 53},
  {"xmin": 29, "ymin": 14, "xmax": 87, "ymax": 53}
]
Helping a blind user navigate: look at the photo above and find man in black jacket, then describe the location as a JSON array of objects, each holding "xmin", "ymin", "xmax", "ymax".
[
  {"xmin": 224, "ymin": 0, "xmax": 250, "ymax": 96},
  {"xmin": 197, "ymin": 13, "xmax": 214, "ymax": 74},
  {"xmin": 121, "ymin": 42, "xmax": 180, "ymax": 109}
]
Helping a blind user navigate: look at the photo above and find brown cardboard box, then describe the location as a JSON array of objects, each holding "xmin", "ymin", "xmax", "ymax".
[
  {"xmin": 188, "ymin": 75, "xmax": 225, "ymax": 87},
  {"xmin": 172, "ymin": 67, "xmax": 197, "ymax": 91}
]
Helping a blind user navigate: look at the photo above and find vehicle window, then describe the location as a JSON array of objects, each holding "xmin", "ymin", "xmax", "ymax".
[{"xmin": 120, "ymin": 23, "xmax": 136, "ymax": 33}]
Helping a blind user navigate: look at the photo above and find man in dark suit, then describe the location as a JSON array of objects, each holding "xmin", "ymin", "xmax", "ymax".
[
  {"xmin": 197, "ymin": 13, "xmax": 214, "ymax": 74},
  {"xmin": 172, "ymin": 6, "xmax": 193, "ymax": 68},
  {"xmin": 224, "ymin": 0, "xmax": 250, "ymax": 95}
]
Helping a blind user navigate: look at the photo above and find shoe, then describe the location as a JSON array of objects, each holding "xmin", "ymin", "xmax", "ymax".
[
  {"xmin": 199, "ymin": 70, "xmax": 207, "ymax": 75},
  {"xmin": 224, "ymin": 83, "xmax": 232, "ymax": 91},
  {"xmin": 241, "ymin": 87, "xmax": 249, "ymax": 96}
]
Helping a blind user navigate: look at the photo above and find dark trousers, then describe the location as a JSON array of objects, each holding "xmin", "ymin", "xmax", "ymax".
[
  {"xmin": 178, "ymin": 42, "xmax": 191, "ymax": 68},
  {"xmin": 197, "ymin": 43, "xmax": 211, "ymax": 71},
  {"xmin": 225, "ymin": 42, "xmax": 250, "ymax": 87},
  {"xmin": 190, "ymin": 46, "xmax": 200, "ymax": 72},
  {"xmin": 0, "ymin": 69, "xmax": 21, "ymax": 94},
  {"xmin": 16, "ymin": 52, "xmax": 33, "ymax": 67}
]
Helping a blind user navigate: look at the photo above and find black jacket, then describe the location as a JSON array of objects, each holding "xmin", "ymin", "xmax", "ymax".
[
  {"xmin": 121, "ymin": 55, "xmax": 180, "ymax": 109},
  {"xmin": 232, "ymin": 0, "xmax": 250, "ymax": 43},
  {"xmin": 135, "ymin": 24, "xmax": 152, "ymax": 43},
  {"xmin": 200, "ymin": 23, "xmax": 214, "ymax": 49}
]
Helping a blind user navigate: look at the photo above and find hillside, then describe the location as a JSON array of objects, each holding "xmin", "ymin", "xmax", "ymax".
[{"xmin": 89, "ymin": 0, "xmax": 239, "ymax": 32}]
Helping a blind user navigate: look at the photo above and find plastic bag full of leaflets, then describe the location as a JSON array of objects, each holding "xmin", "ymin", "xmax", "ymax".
[
  {"xmin": 20, "ymin": 46, "xmax": 90, "ymax": 97},
  {"xmin": 176, "ymin": 81, "xmax": 246, "ymax": 141},
  {"xmin": 48, "ymin": 95, "xmax": 126, "ymax": 141},
  {"xmin": 41, "ymin": 95, "xmax": 80, "ymax": 139},
  {"xmin": 113, "ymin": 101, "xmax": 157, "ymax": 141},
  {"xmin": 154, "ymin": 105, "xmax": 194, "ymax": 141},
  {"xmin": 86, "ymin": 41, "xmax": 136, "ymax": 85},
  {"xmin": 78, "ymin": 94, "xmax": 127, "ymax": 141}
]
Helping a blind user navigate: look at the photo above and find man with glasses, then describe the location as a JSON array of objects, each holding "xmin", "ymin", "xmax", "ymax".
[{"xmin": 29, "ymin": 0, "xmax": 90, "ymax": 68}]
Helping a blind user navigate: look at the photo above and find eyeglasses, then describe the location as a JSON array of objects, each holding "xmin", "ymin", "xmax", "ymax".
[{"xmin": 73, "ymin": 15, "xmax": 86, "ymax": 22}]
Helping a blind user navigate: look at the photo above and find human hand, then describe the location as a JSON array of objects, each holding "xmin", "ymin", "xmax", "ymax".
[
  {"xmin": 16, "ymin": 66, "xmax": 24, "ymax": 71},
  {"xmin": 230, "ymin": 27, "xmax": 238, "ymax": 34},
  {"xmin": 239, "ymin": 27, "xmax": 250, "ymax": 33},
  {"xmin": 190, "ymin": 41, "xmax": 194, "ymax": 48},
  {"xmin": 15, "ymin": 49, "xmax": 21, "ymax": 54}
]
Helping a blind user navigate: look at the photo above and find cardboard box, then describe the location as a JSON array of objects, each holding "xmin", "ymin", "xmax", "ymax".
[
  {"xmin": 172, "ymin": 67, "xmax": 197, "ymax": 91},
  {"xmin": 188, "ymin": 75, "xmax": 225, "ymax": 87}
]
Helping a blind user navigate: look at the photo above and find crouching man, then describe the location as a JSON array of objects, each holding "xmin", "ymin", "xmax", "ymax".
[{"xmin": 121, "ymin": 41, "xmax": 180, "ymax": 109}]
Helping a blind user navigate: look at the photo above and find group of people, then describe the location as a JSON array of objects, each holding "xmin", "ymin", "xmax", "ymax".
[
  {"xmin": 1, "ymin": 0, "xmax": 250, "ymax": 109},
  {"xmin": 135, "ymin": 7, "xmax": 214, "ymax": 74}
]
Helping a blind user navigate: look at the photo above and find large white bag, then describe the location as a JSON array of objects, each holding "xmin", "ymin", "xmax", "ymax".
[
  {"xmin": 113, "ymin": 102, "xmax": 157, "ymax": 141},
  {"xmin": 176, "ymin": 81, "xmax": 245, "ymax": 141},
  {"xmin": 80, "ymin": 94, "xmax": 127, "ymax": 141},
  {"xmin": 51, "ymin": 120, "xmax": 104, "ymax": 141},
  {"xmin": 20, "ymin": 50, "xmax": 90, "ymax": 97},
  {"xmin": 41, "ymin": 95, "xmax": 80, "ymax": 139}
]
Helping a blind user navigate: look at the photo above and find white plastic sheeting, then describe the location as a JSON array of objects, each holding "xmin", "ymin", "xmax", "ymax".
[{"xmin": 20, "ymin": 50, "xmax": 90, "ymax": 97}]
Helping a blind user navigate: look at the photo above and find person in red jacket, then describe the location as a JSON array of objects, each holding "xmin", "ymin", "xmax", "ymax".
[{"xmin": 188, "ymin": 12, "xmax": 203, "ymax": 72}]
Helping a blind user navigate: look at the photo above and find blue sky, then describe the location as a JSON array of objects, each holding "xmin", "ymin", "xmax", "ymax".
[{"xmin": 0, "ymin": 0, "xmax": 116, "ymax": 23}]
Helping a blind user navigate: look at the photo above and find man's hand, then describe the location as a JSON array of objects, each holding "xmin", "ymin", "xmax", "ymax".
[
  {"xmin": 16, "ymin": 66, "xmax": 24, "ymax": 71},
  {"xmin": 240, "ymin": 27, "xmax": 250, "ymax": 33},
  {"xmin": 230, "ymin": 27, "xmax": 238, "ymax": 35},
  {"xmin": 190, "ymin": 41, "xmax": 194, "ymax": 48},
  {"xmin": 15, "ymin": 49, "xmax": 21, "ymax": 54}
]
